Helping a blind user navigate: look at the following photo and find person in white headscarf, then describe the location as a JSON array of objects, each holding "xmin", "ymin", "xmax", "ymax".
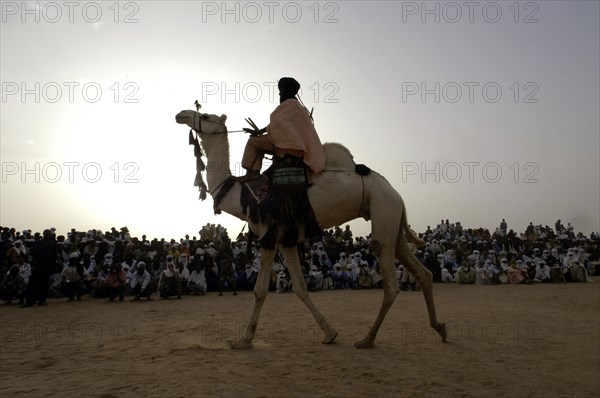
[
  {"xmin": 276, "ymin": 269, "xmax": 290, "ymax": 293},
  {"xmin": 61, "ymin": 252, "xmax": 88, "ymax": 301},
  {"xmin": 455, "ymin": 261, "xmax": 476, "ymax": 284},
  {"xmin": 467, "ymin": 250, "xmax": 482, "ymax": 268},
  {"xmin": 4, "ymin": 240, "xmax": 27, "ymax": 269},
  {"xmin": 159, "ymin": 258, "xmax": 181, "ymax": 299},
  {"xmin": 1, "ymin": 264, "xmax": 27, "ymax": 304},
  {"xmin": 439, "ymin": 254, "xmax": 454, "ymax": 283},
  {"xmin": 567, "ymin": 259, "xmax": 593, "ymax": 283},
  {"xmin": 308, "ymin": 264, "xmax": 323, "ymax": 290},
  {"xmin": 475, "ymin": 260, "xmax": 488, "ymax": 285},
  {"xmin": 16, "ymin": 255, "xmax": 32, "ymax": 286},
  {"xmin": 177, "ymin": 253, "xmax": 190, "ymax": 288}
]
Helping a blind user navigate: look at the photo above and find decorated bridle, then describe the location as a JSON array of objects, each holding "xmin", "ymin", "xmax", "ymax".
[{"xmin": 187, "ymin": 101, "xmax": 241, "ymax": 202}]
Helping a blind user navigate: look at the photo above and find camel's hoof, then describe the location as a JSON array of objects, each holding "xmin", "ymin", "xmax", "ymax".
[
  {"xmin": 437, "ymin": 322, "xmax": 447, "ymax": 343},
  {"xmin": 354, "ymin": 339, "xmax": 375, "ymax": 349},
  {"xmin": 228, "ymin": 339, "xmax": 253, "ymax": 349},
  {"xmin": 322, "ymin": 329, "xmax": 338, "ymax": 344}
]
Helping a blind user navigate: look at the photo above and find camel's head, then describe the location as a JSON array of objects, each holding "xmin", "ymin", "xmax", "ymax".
[{"xmin": 175, "ymin": 110, "xmax": 228, "ymax": 135}]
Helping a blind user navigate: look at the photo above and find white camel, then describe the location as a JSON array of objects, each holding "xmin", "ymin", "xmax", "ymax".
[{"xmin": 175, "ymin": 110, "xmax": 447, "ymax": 348}]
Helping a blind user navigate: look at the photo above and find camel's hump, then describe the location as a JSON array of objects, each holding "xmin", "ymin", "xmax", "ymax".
[{"xmin": 323, "ymin": 142, "xmax": 355, "ymax": 168}]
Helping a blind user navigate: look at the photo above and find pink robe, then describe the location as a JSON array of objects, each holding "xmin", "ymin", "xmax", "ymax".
[{"xmin": 268, "ymin": 99, "xmax": 326, "ymax": 174}]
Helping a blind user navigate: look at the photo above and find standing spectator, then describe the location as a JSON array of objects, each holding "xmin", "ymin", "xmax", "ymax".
[
  {"xmin": 217, "ymin": 236, "xmax": 238, "ymax": 296},
  {"xmin": 22, "ymin": 229, "xmax": 58, "ymax": 307},
  {"xmin": 500, "ymin": 219, "xmax": 508, "ymax": 235}
]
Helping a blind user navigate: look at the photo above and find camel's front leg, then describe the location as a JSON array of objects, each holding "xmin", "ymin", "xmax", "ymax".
[
  {"xmin": 280, "ymin": 246, "xmax": 338, "ymax": 344},
  {"xmin": 229, "ymin": 249, "xmax": 276, "ymax": 349}
]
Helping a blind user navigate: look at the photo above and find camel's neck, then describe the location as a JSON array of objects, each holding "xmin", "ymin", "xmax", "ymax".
[{"xmin": 201, "ymin": 134, "xmax": 233, "ymax": 195}]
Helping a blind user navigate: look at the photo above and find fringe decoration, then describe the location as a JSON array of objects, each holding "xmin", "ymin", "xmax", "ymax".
[
  {"xmin": 239, "ymin": 156, "xmax": 323, "ymax": 247},
  {"xmin": 260, "ymin": 225, "xmax": 278, "ymax": 250},
  {"xmin": 190, "ymin": 129, "xmax": 208, "ymax": 201}
]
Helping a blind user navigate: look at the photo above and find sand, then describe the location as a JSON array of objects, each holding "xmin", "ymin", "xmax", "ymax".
[{"xmin": 1, "ymin": 278, "xmax": 599, "ymax": 398}]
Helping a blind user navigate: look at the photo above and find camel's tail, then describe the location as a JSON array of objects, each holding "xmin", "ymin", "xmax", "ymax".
[{"xmin": 400, "ymin": 199, "xmax": 426, "ymax": 248}]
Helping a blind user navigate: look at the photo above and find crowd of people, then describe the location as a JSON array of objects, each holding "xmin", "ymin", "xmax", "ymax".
[{"xmin": 1, "ymin": 219, "xmax": 598, "ymax": 306}]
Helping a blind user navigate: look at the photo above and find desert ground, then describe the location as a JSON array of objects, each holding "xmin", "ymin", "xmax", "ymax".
[{"xmin": 1, "ymin": 279, "xmax": 598, "ymax": 398}]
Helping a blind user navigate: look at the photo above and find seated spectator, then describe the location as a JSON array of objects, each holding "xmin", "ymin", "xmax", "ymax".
[
  {"xmin": 1, "ymin": 265, "xmax": 26, "ymax": 304},
  {"xmin": 533, "ymin": 260, "xmax": 552, "ymax": 283},
  {"xmin": 567, "ymin": 259, "xmax": 592, "ymax": 283},
  {"xmin": 398, "ymin": 262, "xmax": 419, "ymax": 291},
  {"xmin": 508, "ymin": 260, "xmax": 530, "ymax": 284},
  {"xmin": 3, "ymin": 240, "xmax": 27, "ymax": 270},
  {"xmin": 370, "ymin": 264, "xmax": 383, "ymax": 288},
  {"xmin": 308, "ymin": 264, "xmax": 323, "ymax": 290},
  {"xmin": 439, "ymin": 254, "xmax": 454, "ymax": 283},
  {"xmin": 494, "ymin": 258, "xmax": 509, "ymax": 283},
  {"xmin": 455, "ymin": 261, "xmax": 476, "ymax": 284},
  {"xmin": 562, "ymin": 251, "xmax": 577, "ymax": 280},
  {"xmin": 276, "ymin": 269, "xmax": 290, "ymax": 293},
  {"xmin": 322, "ymin": 266, "xmax": 335, "ymax": 290},
  {"xmin": 241, "ymin": 263, "xmax": 258, "ymax": 291},
  {"xmin": 357, "ymin": 262, "xmax": 373, "ymax": 289},
  {"xmin": 177, "ymin": 253, "xmax": 190, "ymax": 287},
  {"xmin": 17, "ymin": 256, "xmax": 31, "ymax": 286},
  {"xmin": 91, "ymin": 263, "xmax": 111, "ymax": 298},
  {"xmin": 332, "ymin": 263, "xmax": 348, "ymax": 289},
  {"xmin": 104, "ymin": 263, "xmax": 127, "ymax": 302},
  {"xmin": 130, "ymin": 262, "xmax": 153, "ymax": 301},
  {"xmin": 303, "ymin": 264, "xmax": 318, "ymax": 292},
  {"xmin": 522, "ymin": 260, "xmax": 536, "ymax": 280},
  {"xmin": 188, "ymin": 264, "xmax": 207, "ymax": 295},
  {"xmin": 61, "ymin": 252, "xmax": 88, "ymax": 301},
  {"xmin": 474, "ymin": 261, "xmax": 487, "ymax": 285},
  {"xmin": 158, "ymin": 262, "xmax": 182, "ymax": 299}
]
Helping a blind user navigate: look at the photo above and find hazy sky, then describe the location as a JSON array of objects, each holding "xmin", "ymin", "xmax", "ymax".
[{"xmin": 1, "ymin": 1, "xmax": 599, "ymax": 240}]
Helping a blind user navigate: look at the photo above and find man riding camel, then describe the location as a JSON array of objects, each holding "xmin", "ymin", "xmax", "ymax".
[{"xmin": 239, "ymin": 77, "xmax": 326, "ymax": 182}]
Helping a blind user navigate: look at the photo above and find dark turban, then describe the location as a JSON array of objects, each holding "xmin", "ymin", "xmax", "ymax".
[{"xmin": 278, "ymin": 77, "xmax": 300, "ymax": 103}]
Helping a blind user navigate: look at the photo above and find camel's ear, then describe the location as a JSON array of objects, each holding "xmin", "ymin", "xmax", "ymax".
[{"xmin": 219, "ymin": 114, "xmax": 227, "ymax": 123}]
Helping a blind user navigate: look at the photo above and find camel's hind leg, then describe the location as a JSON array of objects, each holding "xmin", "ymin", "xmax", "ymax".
[
  {"xmin": 280, "ymin": 246, "xmax": 338, "ymax": 344},
  {"xmin": 354, "ymin": 240, "xmax": 399, "ymax": 348},
  {"xmin": 397, "ymin": 239, "xmax": 447, "ymax": 342},
  {"xmin": 230, "ymin": 249, "xmax": 276, "ymax": 349}
]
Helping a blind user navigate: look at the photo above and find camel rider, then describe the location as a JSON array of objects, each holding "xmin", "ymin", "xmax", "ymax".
[{"xmin": 239, "ymin": 77, "xmax": 326, "ymax": 181}]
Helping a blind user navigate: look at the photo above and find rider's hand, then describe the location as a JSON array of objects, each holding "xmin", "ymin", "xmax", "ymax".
[{"xmin": 243, "ymin": 127, "xmax": 265, "ymax": 136}]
